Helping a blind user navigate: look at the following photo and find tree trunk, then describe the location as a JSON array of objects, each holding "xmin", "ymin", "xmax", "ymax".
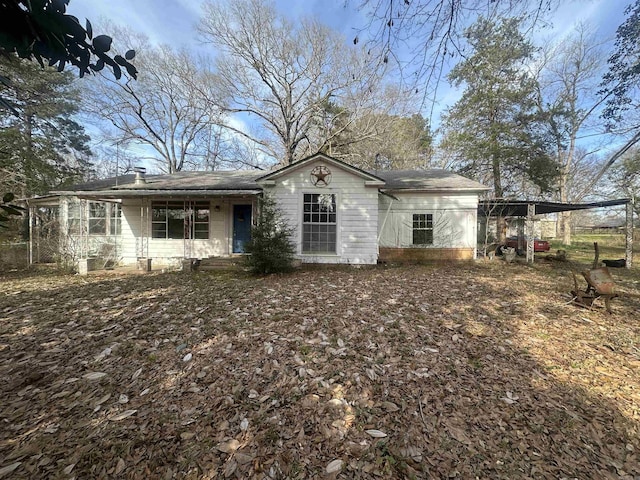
[
  {"xmin": 492, "ymin": 149, "xmax": 507, "ymax": 243},
  {"xmin": 557, "ymin": 146, "xmax": 573, "ymax": 246},
  {"xmin": 23, "ymin": 112, "xmax": 34, "ymax": 198},
  {"xmin": 561, "ymin": 211, "xmax": 572, "ymax": 245}
]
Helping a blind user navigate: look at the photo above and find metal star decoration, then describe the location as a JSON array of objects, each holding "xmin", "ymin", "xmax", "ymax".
[{"xmin": 310, "ymin": 166, "xmax": 331, "ymax": 187}]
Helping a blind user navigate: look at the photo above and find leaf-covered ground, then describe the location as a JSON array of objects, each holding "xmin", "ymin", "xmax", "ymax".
[{"xmin": 1, "ymin": 262, "xmax": 639, "ymax": 479}]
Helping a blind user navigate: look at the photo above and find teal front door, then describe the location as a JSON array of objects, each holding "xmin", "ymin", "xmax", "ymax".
[{"xmin": 232, "ymin": 204, "xmax": 252, "ymax": 253}]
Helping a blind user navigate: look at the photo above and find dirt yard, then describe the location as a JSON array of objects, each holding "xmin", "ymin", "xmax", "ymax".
[{"xmin": 1, "ymin": 261, "xmax": 639, "ymax": 479}]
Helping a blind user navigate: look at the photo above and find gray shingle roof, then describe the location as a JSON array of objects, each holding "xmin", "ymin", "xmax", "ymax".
[
  {"xmin": 55, "ymin": 167, "xmax": 486, "ymax": 194},
  {"xmin": 56, "ymin": 171, "xmax": 263, "ymax": 193},
  {"xmin": 372, "ymin": 169, "xmax": 488, "ymax": 191}
]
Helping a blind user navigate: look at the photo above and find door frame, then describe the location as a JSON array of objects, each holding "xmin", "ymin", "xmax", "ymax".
[{"xmin": 231, "ymin": 203, "xmax": 253, "ymax": 254}]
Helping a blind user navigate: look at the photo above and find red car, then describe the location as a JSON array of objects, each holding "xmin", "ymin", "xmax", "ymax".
[{"xmin": 503, "ymin": 236, "xmax": 551, "ymax": 253}]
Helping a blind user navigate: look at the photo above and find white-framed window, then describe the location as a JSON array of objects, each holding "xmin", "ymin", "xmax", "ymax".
[
  {"xmin": 151, "ymin": 201, "xmax": 210, "ymax": 240},
  {"xmin": 110, "ymin": 204, "xmax": 122, "ymax": 235},
  {"xmin": 89, "ymin": 202, "xmax": 107, "ymax": 235},
  {"xmin": 67, "ymin": 200, "xmax": 122, "ymax": 236},
  {"xmin": 67, "ymin": 200, "xmax": 81, "ymax": 235},
  {"xmin": 192, "ymin": 203, "xmax": 210, "ymax": 239},
  {"xmin": 302, "ymin": 193, "xmax": 336, "ymax": 253},
  {"xmin": 412, "ymin": 213, "xmax": 433, "ymax": 245}
]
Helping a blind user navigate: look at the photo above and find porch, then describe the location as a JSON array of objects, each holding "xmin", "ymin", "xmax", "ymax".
[{"xmin": 27, "ymin": 193, "xmax": 259, "ymax": 271}]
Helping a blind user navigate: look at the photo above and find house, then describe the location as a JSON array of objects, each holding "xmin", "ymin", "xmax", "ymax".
[{"xmin": 28, "ymin": 153, "xmax": 488, "ymax": 269}]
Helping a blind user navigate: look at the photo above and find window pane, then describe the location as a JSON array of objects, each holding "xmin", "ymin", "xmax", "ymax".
[
  {"xmin": 195, "ymin": 208, "xmax": 209, "ymax": 222},
  {"xmin": 152, "ymin": 207, "xmax": 166, "ymax": 222},
  {"xmin": 152, "ymin": 223, "xmax": 166, "ymax": 238},
  {"xmin": 109, "ymin": 205, "xmax": 122, "ymax": 235},
  {"xmin": 90, "ymin": 202, "xmax": 106, "ymax": 218},
  {"xmin": 194, "ymin": 225, "xmax": 208, "ymax": 239},
  {"xmin": 68, "ymin": 202, "xmax": 80, "ymax": 219},
  {"xmin": 302, "ymin": 224, "xmax": 336, "ymax": 253},
  {"xmin": 167, "ymin": 206, "xmax": 185, "ymax": 220},
  {"xmin": 302, "ymin": 193, "xmax": 336, "ymax": 253},
  {"xmin": 167, "ymin": 217, "xmax": 184, "ymax": 239},
  {"xmin": 89, "ymin": 219, "xmax": 106, "ymax": 235},
  {"xmin": 87, "ymin": 202, "xmax": 107, "ymax": 235},
  {"xmin": 68, "ymin": 219, "xmax": 80, "ymax": 235},
  {"xmin": 412, "ymin": 213, "xmax": 433, "ymax": 245},
  {"xmin": 110, "ymin": 219, "xmax": 121, "ymax": 235},
  {"xmin": 413, "ymin": 230, "xmax": 424, "ymax": 245}
]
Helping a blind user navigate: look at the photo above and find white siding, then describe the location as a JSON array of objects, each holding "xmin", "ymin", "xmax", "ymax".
[
  {"xmin": 119, "ymin": 197, "xmax": 255, "ymax": 267},
  {"xmin": 378, "ymin": 192, "xmax": 478, "ymax": 250},
  {"xmin": 59, "ymin": 197, "xmax": 123, "ymax": 262},
  {"xmin": 264, "ymin": 159, "xmax": 379, "ymax": 264}
]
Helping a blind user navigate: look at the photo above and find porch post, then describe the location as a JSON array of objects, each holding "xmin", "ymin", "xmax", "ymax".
[
  {"xmin": 626, "ymin": 198, "xmax": 634, "ymax": 269},
  {"xmin": 526, "ymin": 203, "xmax": 535, "ymax": 264}
]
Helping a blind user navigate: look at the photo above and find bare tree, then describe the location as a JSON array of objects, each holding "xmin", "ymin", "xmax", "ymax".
[
  {"xmin": 198, "ymin": 0, "xmax": 394, "ymax": 166},
  {"xmin": 353, "ymin": 0, "xmax": 559, "ymax": 110},
  {"xmin": 535, "ymin": 24, "xmax": 610, "ymax": 245},
  {"xmin": 333, "ymin": 112, "xmax": 433, "ymax": 169},
  {"xmin": 607, "ymin": 147, "xmax": 640, "ymax": 217},
  {"xmin": 84, "ymin": 27, "xmax": 230, "ymax": 173}
]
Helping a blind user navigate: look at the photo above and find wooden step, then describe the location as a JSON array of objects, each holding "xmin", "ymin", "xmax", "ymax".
[{"xmin": 197, "ymin": 257, "xmax": 242, "ymax": 270}]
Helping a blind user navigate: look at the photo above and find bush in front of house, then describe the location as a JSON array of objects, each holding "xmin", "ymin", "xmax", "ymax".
[{"xmin": 244, "ymin": 194, "xmax": 296, "ymax": 274}]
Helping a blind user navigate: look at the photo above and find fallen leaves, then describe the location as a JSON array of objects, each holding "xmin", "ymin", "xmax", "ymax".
[
  {"xmin": 365, "ymin": 429, "xmax": 388, "ymax": 438},
  {"xmin": 0, "ymin": 264, "xmax": 638, "ymax": 478},
  {"xmin": 325, "ymin": 458, "xmax": 343, "ymax": 473},
  {"xmin": 500, "ymin": 391, "xmax": 519, "ymax": 405},
  {"xmin": 0, "ymin": 462, "xmax": 21, "ymax": 478},
  {"xmin": 108, "ymin": 410, "xmax": 137, "ymax": 421}
]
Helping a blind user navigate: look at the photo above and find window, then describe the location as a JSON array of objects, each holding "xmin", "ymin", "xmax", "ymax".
[
  {"xmin": 192, "ymin": 204, "xmax": 210, "ymax": 239},
  {"xmin": 67, "ymin": 200, "xmax": 81, "ymax": 235},
  {"xmin": 152, "ymin": 201, "xmax": 210, "ymax": 239},
  {"xmin": 302, "ymin": 193, "xmax": 336, "ymax": 253},
  {"xmin": 110, "ymin": 204, "xmax": 122, "ymax": 235},
  {"xmin": 412, "ymin": 213, "xmax": 433, "ymax": 245},
  {"xmin": 66, "ymin": 201, "xmax": 122, "ymax": 236},
  {"xmin": 88, "ymin": 202, "xmax": 107, "ymax": 234}
]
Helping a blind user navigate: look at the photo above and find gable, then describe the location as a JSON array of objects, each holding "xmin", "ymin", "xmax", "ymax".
[{"xmin": 256, "ymin": 153, "xmax": 385, "ymax": 186}]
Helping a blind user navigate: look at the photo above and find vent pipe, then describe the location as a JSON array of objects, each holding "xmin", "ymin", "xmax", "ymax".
[{"xmin": 133, "ymin": 166, "xmax": 147, "ymax": 185}]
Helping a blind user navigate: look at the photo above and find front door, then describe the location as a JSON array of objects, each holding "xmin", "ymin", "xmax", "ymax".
[{"xmin": 232, "ymin": 204, "xmax": 252, "ymax": 253}]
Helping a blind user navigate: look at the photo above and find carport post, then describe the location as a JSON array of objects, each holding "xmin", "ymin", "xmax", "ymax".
[
  {"xmin": 626, "ymin": 198, "xmax": 633, "ymax": 269},
  {"xmin": 526, "ymin": 203, "xmax": 535, "ymax": 263}
]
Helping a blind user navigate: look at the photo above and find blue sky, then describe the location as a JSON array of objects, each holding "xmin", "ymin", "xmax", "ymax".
[
  {"xmin": 67, "ymin": 0, "xmax": 366, "ymax": 48},
  {"xmin": 66, "ymin": 0, "xmax": 631, "ymax": 165},
  {"xmin": 68, "ymin": 0, "xmax": 629, "ymax": 114}
]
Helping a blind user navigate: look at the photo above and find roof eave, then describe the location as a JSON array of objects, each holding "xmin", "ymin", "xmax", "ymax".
[
  {"xmin": 50, "ymin": 189, "xmax": 263, "ymax": 197},
  {"xmin": 382, "ymin": 187, "xmax": 490, "ymax": 194},
  {"xmin": 257, "ymin": 153, "xmax": 386, "ymax": 184}
]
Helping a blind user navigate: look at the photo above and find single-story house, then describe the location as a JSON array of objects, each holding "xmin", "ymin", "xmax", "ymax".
[{"xmin": 28, "ymin": 153, "xmax": 488, "ymax": 268}]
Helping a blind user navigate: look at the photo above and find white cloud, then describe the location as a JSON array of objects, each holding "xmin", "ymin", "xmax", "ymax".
[{"xmin": 67, "ymin": 0, "xmax": 201, "ymax": 47}]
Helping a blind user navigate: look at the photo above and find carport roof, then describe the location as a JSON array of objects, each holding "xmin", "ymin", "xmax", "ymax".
[{"xmin": 478, "ymin": 199, "xmax": 631, "ymax": 217}]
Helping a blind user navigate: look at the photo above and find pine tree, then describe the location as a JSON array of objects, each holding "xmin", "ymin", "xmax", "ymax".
[
  {"xmin": 441, "ymin": 17, "xmax": 557, "ymax": 199},
  {"xmin": 243, "ymin": 195, "xmax": 296, "ymax": 274},
  {"xmin": 0, "ymin": 55, "xmax": 92, "ymax": 196}
]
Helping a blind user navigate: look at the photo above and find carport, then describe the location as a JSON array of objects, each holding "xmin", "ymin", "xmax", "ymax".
[{"xmin": 478, "ymin": 199, "xmax": 634, "ymax": 268}]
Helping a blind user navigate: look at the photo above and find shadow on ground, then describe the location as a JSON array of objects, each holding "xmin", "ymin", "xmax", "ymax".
[{"xmin": 0, "ymin": 262, "xmax": 638, "ymax": 478}]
